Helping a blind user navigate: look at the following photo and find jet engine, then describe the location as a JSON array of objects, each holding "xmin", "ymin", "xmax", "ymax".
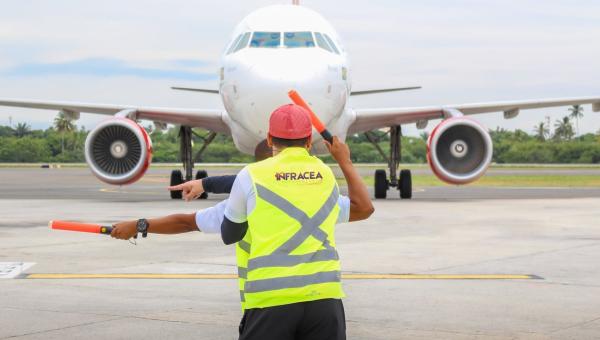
[
  {"xmin": 427, "ymin": 117, "xmax": 492, "ymax": 185},
  {"xmin": 84, "ymin": 118, "xmax": 152, "ymax": 185}
]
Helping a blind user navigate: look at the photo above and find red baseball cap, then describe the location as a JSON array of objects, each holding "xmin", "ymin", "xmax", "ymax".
[{"xmin": 268, "ymin": 104, "xmax": 312, "ymax": 139}]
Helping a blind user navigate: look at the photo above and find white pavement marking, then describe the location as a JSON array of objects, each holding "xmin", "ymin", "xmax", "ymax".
[{"xmin": 0, "ymin": 262, "xmax": 35, "ymax": 279}]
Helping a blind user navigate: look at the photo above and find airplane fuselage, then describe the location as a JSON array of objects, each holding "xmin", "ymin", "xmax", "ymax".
[{"xmin": 219, "ymin": 5, "xmax": 352, "ymax": 154}]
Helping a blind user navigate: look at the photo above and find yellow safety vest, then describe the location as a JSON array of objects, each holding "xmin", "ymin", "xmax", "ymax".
[{"xmin": 236, "ymin": 147, "xmax": 344, "ymax": 310}]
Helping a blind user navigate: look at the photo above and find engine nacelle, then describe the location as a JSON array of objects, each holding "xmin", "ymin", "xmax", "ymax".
[
  {"xmin": 427, "ymin": 117, "xmax": 492, "ymax": 185},
  {"xmin": 85, "ymin": 118, "xmax": 153, "ymax": 185}
]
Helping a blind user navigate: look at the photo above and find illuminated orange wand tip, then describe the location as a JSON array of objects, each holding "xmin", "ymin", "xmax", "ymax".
[
  {"xmin": 288, "ymin": 90, "xmax": 332, "ymax": 143},
  {"xmin": 49, "ymin": 220, "xmax": 113, "ymax": 235}
]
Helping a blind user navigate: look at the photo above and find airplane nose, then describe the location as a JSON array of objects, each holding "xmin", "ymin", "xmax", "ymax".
[
  {"xmin": 226, "ymin": 50, "xmax": 346, "ymax": 145},
  {"xmin": 250, "ymin": 56, "xmax": 323, "ymax": 83}
]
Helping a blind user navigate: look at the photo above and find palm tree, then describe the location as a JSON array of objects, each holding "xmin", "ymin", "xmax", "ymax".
[
  {"xmin": 14, "ymin": 122, "xmax": 31, "ymax": 138},
  {"xmin": 553, "ymin": 116, "xmax": 575, "ymax": 141},
  {"xmin": 533, "ymin": 121, "xmax": 549, "ymax": 141},
  {"xmin": 568, "ymin": 105, "xmax": 584, "ymax": 136},
  {"xmin": 54, "ymin": 112, "xmax": 75, "ymax": 153}
]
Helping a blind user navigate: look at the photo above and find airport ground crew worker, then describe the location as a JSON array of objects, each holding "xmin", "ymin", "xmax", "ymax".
[
  {"xmin": 110, "ymin": 103, "xmax": 373, "ymax": 340},
  {"xmin": 220, "ymin": 104, "xmax": 373, "ymax": 340}
]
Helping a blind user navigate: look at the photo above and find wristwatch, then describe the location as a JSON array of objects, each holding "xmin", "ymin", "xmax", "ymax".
[{"xmin": 136, "ymin": 218, "xmax": 149, "ymax": 238}]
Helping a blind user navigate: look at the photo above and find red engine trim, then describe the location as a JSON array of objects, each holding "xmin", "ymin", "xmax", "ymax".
[
  {"xmin": 87, "ymin": 117, "xmax": 153, "ymax": 186},
  {"xmin": 122, "ymin": 118, "xmax": 153, "ymax": 185},
  {"xmin": 427, "ymin": 118, "xmax": 449, "ymax": 183},
  {"xmin": 427, "ymin": 117, "xmax": 490, "ymax": 185}
]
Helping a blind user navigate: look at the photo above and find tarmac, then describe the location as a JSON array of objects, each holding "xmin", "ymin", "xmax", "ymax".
[{"xmin": 1, "ymin": 167, "xmax": 599, "ymax": 339}]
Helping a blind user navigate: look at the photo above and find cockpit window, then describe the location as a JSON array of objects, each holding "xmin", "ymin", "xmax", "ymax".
[
  {"xmin": 314, "ymin": 32, "xmax": 333, "ymax": 53},
  {"xmin": 233, "ymin": 32, "xmax": 251, "ymax": 53},
  {"xmin": 243, "ymin": 31, "xmax": 338, "ymax": 51},
  {"xmin": 227, "ymin": 34, "xmax": 243, "ymax": 54},
  {"xmin": 284, "ymin": 32, "xmax": 315, "ymax": 48},
  {"xmin": 323, "ymin": 34, "xmax": 340, "ymax": 54},
  {"xmin": 250, "ymin": 32, "xmax": 281, "ymax": 48}
]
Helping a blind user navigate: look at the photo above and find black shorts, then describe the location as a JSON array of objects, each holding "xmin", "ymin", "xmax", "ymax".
[{"xmin": 238, "ymin": 298, "xmax": 346, "ymax": 340}]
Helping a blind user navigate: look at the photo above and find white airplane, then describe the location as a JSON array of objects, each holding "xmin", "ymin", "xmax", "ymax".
[{"xmin": 1, "ymin": 3, "xmax": 599, "ymax": 199}]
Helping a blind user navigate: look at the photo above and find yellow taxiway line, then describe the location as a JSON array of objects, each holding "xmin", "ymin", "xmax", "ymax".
[{"xmin": 24, "ymin": 273, "xmax": 540, "ymax": 280}]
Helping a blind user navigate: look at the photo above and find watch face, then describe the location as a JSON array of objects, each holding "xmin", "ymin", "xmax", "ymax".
[{"xmin": 137, "ymin": 219, "xmax": 147, "ymax": 232}]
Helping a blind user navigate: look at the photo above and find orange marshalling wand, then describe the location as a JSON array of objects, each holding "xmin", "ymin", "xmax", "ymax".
[
  {"xmin": 288, "ymin": 90, "xmax": 333, "ymax": 144},
  {"xmin": 49, "ymin": 220, "xmax": 113, "ymax": 235}
]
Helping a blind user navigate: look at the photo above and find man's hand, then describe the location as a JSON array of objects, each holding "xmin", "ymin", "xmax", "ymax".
[
  {"xmin": 324, "ymin": 136, "xmax": 351, "ymax": 164},
  {"xmin": 111, "ymin": 221, "xmax": 137, "ymax": 240},
  {"xmin": 168, "ymin": 179, "xmax": 204, "ymax": 201},
  {"xmin": 325, "ymin": 136, "xmax": 374, "ymax": 221}
]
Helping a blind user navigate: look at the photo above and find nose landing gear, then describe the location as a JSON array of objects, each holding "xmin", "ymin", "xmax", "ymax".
[{"xmin": 366, "ymin": 125, "xmax": 413, "ymax": 200}]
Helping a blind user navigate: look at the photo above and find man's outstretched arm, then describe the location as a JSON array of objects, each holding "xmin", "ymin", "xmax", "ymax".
[
  {"xmin": 111, "ymin": 213, "xmax": 198, "ymax": 240},
  {"xmin": 326, "ymin": 136, "xmax": 374, "ymax": 222},
  {"xmin": 168, "ymin": 175, "xmax": 237, "ymax": 201}
]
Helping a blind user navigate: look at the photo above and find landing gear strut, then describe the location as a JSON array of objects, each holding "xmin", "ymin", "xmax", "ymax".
[
  {"xmin": 169, "ymin": 126, "xmax": 214, "ymax": 200},
  {"xmin": 365, "ymin": 125, "xmax": 412, "ymax": 199}
]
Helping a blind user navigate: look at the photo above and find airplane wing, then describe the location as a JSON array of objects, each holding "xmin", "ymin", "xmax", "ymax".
[
  {"xmin": 350, "ymin": 86, "xmax": 421, "ymax": 96},
  {"xmin": 350, "ymin": 96, "xmax": 600, "ymax": 133},
  {"xmin": 0, "ymin": 98, "xmax": 229, "ymax": 133},
  {"xmin": 171, "ymin": 86, "xmax": 219, "ymax": 94}
]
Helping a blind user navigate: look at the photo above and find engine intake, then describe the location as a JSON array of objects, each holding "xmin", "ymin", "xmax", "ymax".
[
  {"xmin": 427, "ymin": 118, "xmax": 492, "ymax": 185},
  {"xmin": 85, "ymin": 118, "xmax": 152, "ymax": 185}
]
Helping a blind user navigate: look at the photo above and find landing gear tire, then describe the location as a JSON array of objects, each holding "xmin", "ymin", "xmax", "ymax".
[
  {"xmin": 195, "ymin": 170, "xmax": 208, "ymax": 199},
  {"xmin": 170, "ymin": 170, "xmax": 184, "ymax": 199},
  {"xmin": 399, "ymin": 169, "xmax": 412, "ymax": 199},
  {"xmin": 374, "ymin": 169, "xmax": 388, "ymax": 199}
]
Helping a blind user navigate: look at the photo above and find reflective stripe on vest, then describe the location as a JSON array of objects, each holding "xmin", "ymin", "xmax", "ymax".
[
  {"xmin": 237, "ymin": 237, "xmax": 251, "ymax": 308},
  {"xmin": 238, "ymin": 240, "xmax": 251, "ymax": 253},
  {"xmin": 245, "ymin": 270, "xmax": 341, "ymax": 293},
  {"xmin": 238, "ymin": 267, "xmax": 248, "ymax": 279},
  {"xmin": 243, "ymin": 183, "xmax": 340, "ymax": 293},
  {"xmin": 246, "ymin": 184, "xmax": 339, "ymax": 271}
]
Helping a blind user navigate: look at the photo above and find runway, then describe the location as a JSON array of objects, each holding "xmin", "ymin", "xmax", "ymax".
[
  {"xmin": 1, "ymin": 166, "xmax": 599, "ymax": 339},
  {"xmin": 1, "ymin": 167, "xmax": 600, "ymax": 201}
]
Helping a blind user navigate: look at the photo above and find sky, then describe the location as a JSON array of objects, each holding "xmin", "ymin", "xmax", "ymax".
[{"xmin": 0, "ymin": 0, "xmax": 599, "ymax": 136}]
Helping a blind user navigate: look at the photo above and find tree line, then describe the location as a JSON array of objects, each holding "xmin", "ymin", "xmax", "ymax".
[{"xmin": 0, "ymin": 106, "xmax": 599, "ymax": 163}]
